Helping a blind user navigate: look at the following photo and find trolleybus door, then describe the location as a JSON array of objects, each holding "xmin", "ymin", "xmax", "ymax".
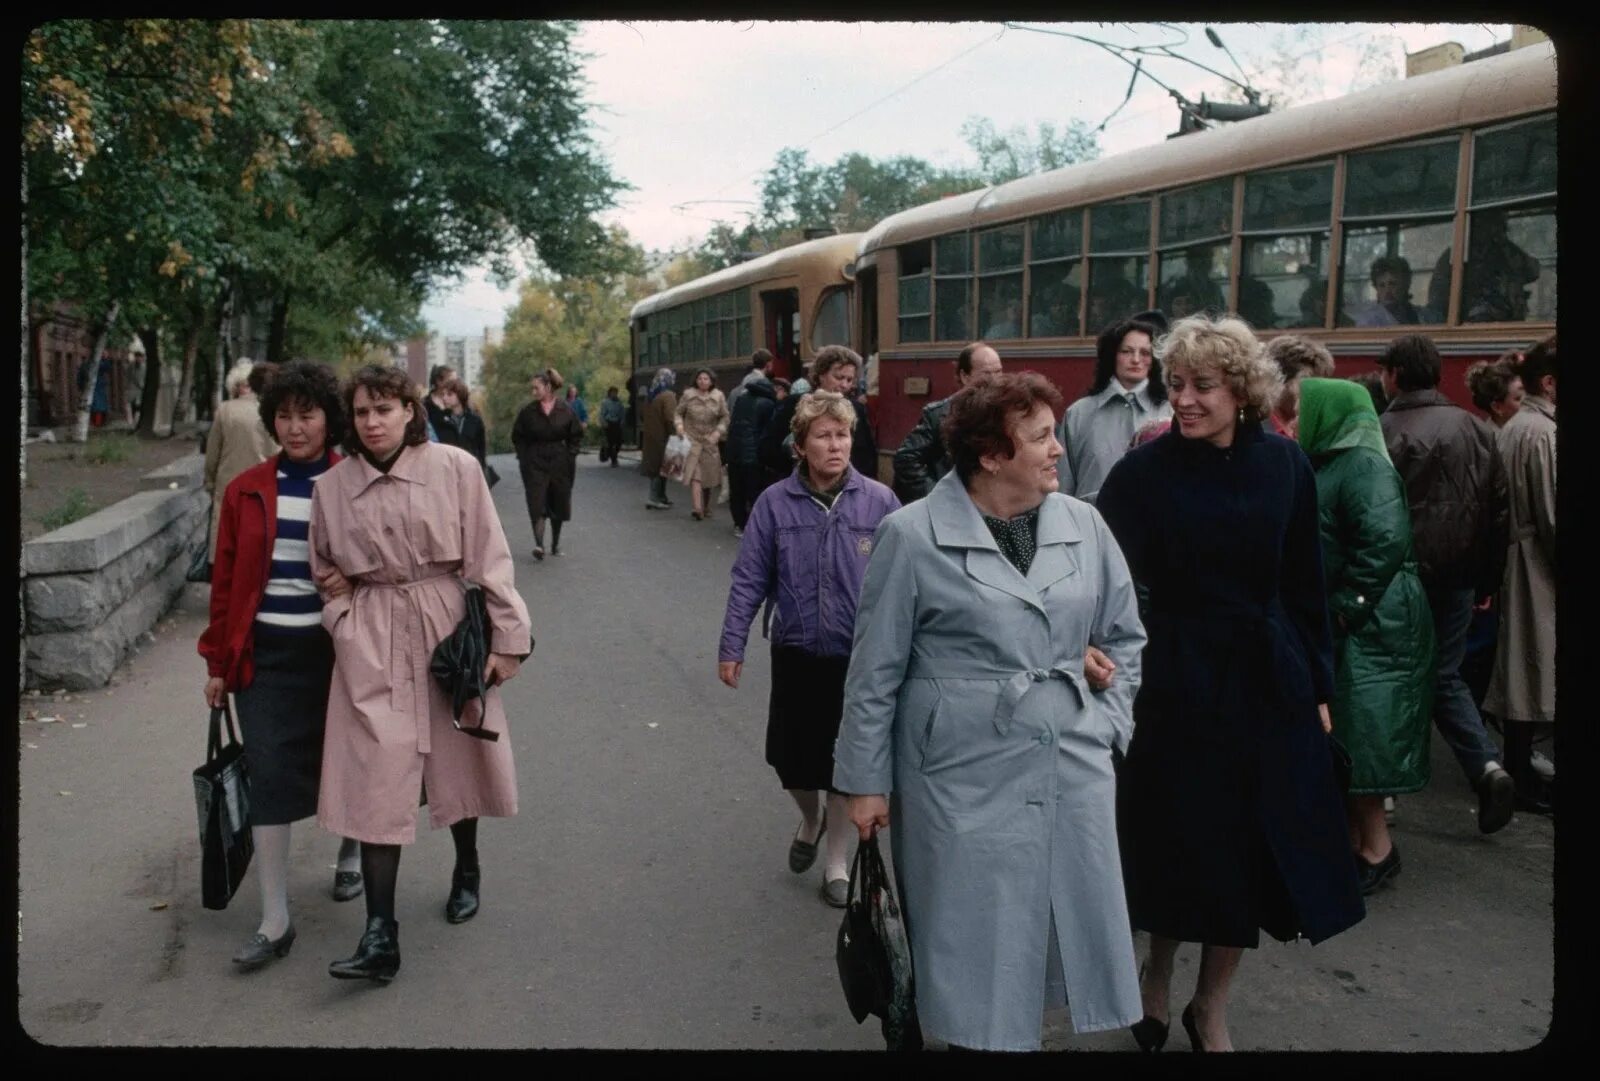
[{"xmin": 762, "ymin": 288, "xmax": 800, "ymax": 379}]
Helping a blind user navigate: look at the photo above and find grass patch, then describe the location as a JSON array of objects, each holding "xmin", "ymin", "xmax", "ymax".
[
  {"xmin": 82, "ymin": 435, "xmax": 135, "ymax": 465},
  {"xmin": 40, "ymin": 488, "xmax": 95, "ymax": 531}
]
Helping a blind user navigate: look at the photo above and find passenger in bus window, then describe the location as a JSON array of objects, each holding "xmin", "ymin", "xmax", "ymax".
[
  {"xmin": 1055, "ymin": 313, "xmax": 1172, "ymax": 505},
  {"xmin": 984, "ymin": 297, "xmax": 1022, "ymax": 339},
  {"xmin": 1353, "ymin": 256, "xmax": 1425, "ymax": 327},
  {"xmin": 1427, "ymin": 210, "xmax": 1542, "ymax": 324},
  {"xmin": 1030, "ymin": 283, "xmax": 1081, "ymax": 338},
  {"xmin": 891, "ymin": 341, "xmax": 1002, "ymax": 503},
  {"xmin": 1298, "ymin": 277, "xmax": 1330, "ymax": 328},
  {"xmin": 1087, "ymin": 266, "xmax": 1145, "ymax": 332},
  {"xmin": 1235, "ymin": 275, "xmax": 1278, "ymax": 331},
  {"xmin": 1159, "ymin": 246, "xmax": 1226, "ymax": 321}
]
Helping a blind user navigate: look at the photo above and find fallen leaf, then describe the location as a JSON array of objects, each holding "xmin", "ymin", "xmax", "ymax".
[
  {"xmin": 58, "ymin": 791, "xmax": 72, "ymax": 797},
  {"xmin": 37, "ymin": 716, "xmax": 60, "ymax": 724},
  {"xmin": 646, "ymin": 722, "xmax": 659, "ymax": 729},
  {"xmin": 25, "ymin": 743, "xmax": 38, "ymax": 750},
  {"xmin": 71, "ymin": 723, "xmax": 87, "ymax": 729},
  {"xmin": 149, "ymin": 902, "xmax": 168, "ymax": 911}
]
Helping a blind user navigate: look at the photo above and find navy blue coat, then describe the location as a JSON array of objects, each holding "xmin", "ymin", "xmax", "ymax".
[{"xmin": 1097, "ymin": 422, "xmax": 1364, "ymax": 947}]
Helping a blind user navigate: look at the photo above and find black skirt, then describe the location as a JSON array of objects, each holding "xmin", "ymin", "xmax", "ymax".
[
  {"xmin": 235, "ymin": 629, "xmax": 334, "ymax": 826},
  {"xmin": 766, "ymin": 645, "xmax": 848, "ymax": 792}
]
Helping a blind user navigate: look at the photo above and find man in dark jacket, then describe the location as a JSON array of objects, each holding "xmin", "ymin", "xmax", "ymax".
[
  {"xmin": 1377, "ymin": 334, "xmax": 1514, "ymax": 834},
  {"xmin": 890, "ymin": 341, "xmax": 1002, "ymax": 502},
  {"xmin": 726, "ymin": 373, "xmax": 779, "ymax": 535},
  {"xmin": 758, "ymin": 346, "xmax": 876, "ymax": 482}
]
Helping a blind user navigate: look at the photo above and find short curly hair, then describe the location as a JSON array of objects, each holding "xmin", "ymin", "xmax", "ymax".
[
  {"xmin": 342, "ymin": 364, "xmax": 429, "ymax": 456},
  {"xmin": 1464, "ymin": 358, "xmax": 1519, "ymax": 413},
  {"xmin": 1264, "ymin": 334, "xmax": 1336, "ymax": 382},
  {"xmin": 810, "ymin": 345, "xmax": 861, "ymax": 384},
  {"xmin": 1158, "ymin": 315, "xmax": 1282, "ymax": 424},
  {"xmin": 791, "ymin": 389, "xmax": 857, "ymax": 446},
  {"xmin": 943, "ymin": 371, "xmax": 1063, "ymax": 484},
  {"xmin": 258, "ymin": 360, "xmax": 346, "ymax": 449}
]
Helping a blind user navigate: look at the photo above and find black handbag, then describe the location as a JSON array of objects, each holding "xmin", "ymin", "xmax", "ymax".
[
  {"xmin": 484, "ymin": 462, "xmax": 501, "ymax": 489},
  {"xmin": 430, "ymin": 583, "xmax": 501, "ymax": 740},
  {"xmin": 836, "ymin": 833, "xmax": 923, "ymax": 1051},
  {"xmin": 192, "ymin": 701, "xmax": 253, "ymax": 910},
  {"xmin": 1328, "ymin": 733, "xmax": 1354, "ymax": 794},
  {"xmin": 185, "ymin": 542, "xmax": 212, "ymax": 584}
]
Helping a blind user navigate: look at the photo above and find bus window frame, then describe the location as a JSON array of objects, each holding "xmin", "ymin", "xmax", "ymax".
[{"xmin": 1154, "ymin": 175, "xmax": 1238, "ymax": 322}]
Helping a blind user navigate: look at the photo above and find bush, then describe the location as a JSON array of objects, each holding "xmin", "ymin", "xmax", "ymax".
[
  {"xmin": 82, "ymin": 435, "xmax": 134, "ymax": 465},
  {"xmin": 41, "ymin": 488, "xmax": 95, "ymax": 531}
]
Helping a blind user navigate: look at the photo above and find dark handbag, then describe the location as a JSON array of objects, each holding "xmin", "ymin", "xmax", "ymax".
[
  {"xmin": 429, "ymin": 582, "xmax": 500, "ymax": 740},
  {"xmin": 192, "ymin": 701, "xmax": 253, "ymax": 910},
  {"xmin": 1328, "ymin": 733, "xmax": 1354, "ymax": 794},
  {"xmin": 484, "ymin": 462, "xmax": 501, "ymax": 489},
  {"xmin": 836, "ymin": 833, "xmax": 923, "ymax": 1051},
  {"xmin": 185, "ymin": 542, "xmax": 212, "ymax": 584}
]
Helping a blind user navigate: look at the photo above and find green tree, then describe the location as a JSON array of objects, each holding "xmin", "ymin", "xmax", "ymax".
[{"xmin": 958, "ymin": 116, "xmax": 1101, "ymax": 184}]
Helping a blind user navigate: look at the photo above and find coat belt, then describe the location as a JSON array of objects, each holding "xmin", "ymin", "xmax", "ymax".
[
  {"xmin": 904, "ymin": 657, "xmax": 1085, "ymax": 735},
  {"xmin": 358, "ymin": 571, "xmax": 463, "ymax": 752}
]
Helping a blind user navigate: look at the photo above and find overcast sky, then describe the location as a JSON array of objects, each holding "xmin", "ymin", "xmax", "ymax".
[{"xmin": 420, "ymin": 20, "xmax": 1517, "ymax": 338}]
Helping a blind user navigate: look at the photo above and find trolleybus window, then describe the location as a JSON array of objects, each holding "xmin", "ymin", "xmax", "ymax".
[
  {"xmin": 934, "ymin": 233, "xmax": 973, "ymax": 342},
  {"xmin": 1239, "ymin": 163, "xmax": 1335, "ymax": 330},
  {"xmin": 1338, "ymin": 138, "xmax": 1458, "ymax": 327},
  {"xmin": 735, "ymin": 289, "xmax": 752, "ymax": 355},
  {"xmin": 1445, "ymin": 113, "xmax": 1556, "ymax": 323},
  {"xmin": 1029, "ymin": 209, "xmax": 1084, "ymax": 338},
  {"xmin": 1157, "ymin": 178, "xmax": 1233, "ymax": 321},
  {"xmin": 977, "ymin": 224, "xmax": 1025, "ymax": 339},
  {"xmin": 813, "ymin": 288, "xmax": 850, "ymax": 349},
  {"xmin": 1087, "ymin": 200, "xmax": 1151, "ymax": 333},
  {"xmin": 898, "ymin": 240, "xmax": 932, "ymax": 344}
]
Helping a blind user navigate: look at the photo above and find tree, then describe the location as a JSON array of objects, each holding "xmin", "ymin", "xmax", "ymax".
[{"xmin": 959, "ymin": 116, "xmax": 1101, "ymax": 185}]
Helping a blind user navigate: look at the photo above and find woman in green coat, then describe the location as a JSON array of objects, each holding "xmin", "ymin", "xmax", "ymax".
[{"xmin": 1296, "ymin": 379, "xmax": 1435, "ymax": 896}]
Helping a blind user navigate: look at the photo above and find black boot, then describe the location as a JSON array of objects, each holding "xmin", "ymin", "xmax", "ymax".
[
  {"xmin": 445, "ymin": 867, "xmax": 481, "ymax": 924},
  {"xmin": 328, "ymin": 916, "xmax": 400, "ymax": 982}
]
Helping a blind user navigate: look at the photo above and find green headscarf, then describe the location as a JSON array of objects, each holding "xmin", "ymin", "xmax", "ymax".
[{"xmin": 1296, "ymin": 378, "xmax": 1392, "ymax": 461}]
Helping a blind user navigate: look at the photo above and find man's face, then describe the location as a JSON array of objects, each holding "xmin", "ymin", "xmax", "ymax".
[
  {"xmin": 1373, "ymin": 271, "xmax": 1409, "ymax": 309},
  {"xmin": 959, "ymin": 347, "xmax": 1002, "ymax": 387},
  {"xmin": 818, "ymin": 363, "xmax": 857, "ymax": 395}
]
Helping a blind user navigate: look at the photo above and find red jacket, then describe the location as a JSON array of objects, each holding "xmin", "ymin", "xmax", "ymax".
[{"xmin": 197, "ymin": 451, "xmax": 341, "ymax": 690}]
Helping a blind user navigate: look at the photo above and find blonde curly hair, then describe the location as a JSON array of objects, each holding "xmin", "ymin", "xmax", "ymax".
[{"xmin": 1157, "ymin": 315, "xmax": 1282, "ymax": 423}]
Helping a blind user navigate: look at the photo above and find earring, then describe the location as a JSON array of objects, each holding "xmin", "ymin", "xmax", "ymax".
[{"xmin": 1237, "ymin": 406, "xmax": 1246, "ymax": 425}]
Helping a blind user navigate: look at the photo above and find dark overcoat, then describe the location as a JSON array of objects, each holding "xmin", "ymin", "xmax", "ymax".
[
  {"xmin": 511, "ymin": 399, "xmax": 582, "ymax": 523},
  {"xmin": 1097, "ymin": 422, "xmax": 1365, "ymax": 948}
]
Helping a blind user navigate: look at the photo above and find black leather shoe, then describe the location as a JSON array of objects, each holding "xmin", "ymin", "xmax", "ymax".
[
  {"xmin": 1357, "ymin": 845, "xmax": 1402, "ymax": 895},
  {"xmin": 232, "ymin": 925, "xmax": 296, "ymax": 970},
  {"xmin": 445, "ymin": 867, "xmax": 481, "ymax": 924},
  {"xmin": 332, "ymin": 870, "xmax": 364, "ymax": 902},
  {"xmin": 787, "ymin": 816, "xmax": 826, "ymax": 874},
  {"xmin": 1181, "ymin": 1003, "xmax": 1206, "ymax": 1051},
  {"xmin": 1514, "ymin": 778, "xmax": 1554, "ymax": 817},
  {"xmin": 1130, "ymin": 1015, "xmax": 1169, "ymax": 1052},
  {"xmin": 1477, "ymin": 767, "xmax": 1516, "ymax": 834},
  {"xmin": 328, "ymin": 917, "xmax": 400, "ymax": 982}
]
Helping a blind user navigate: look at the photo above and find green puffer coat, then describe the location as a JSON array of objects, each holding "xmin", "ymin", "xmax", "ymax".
[{"xmin": 1298, "ymin": 379, "xmax": 1435, "ymax": 796}]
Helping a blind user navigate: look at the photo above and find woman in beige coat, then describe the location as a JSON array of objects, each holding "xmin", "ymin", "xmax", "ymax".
[
  {"xmin": 1484, "ymin": 336, "xmax": 1556, "ymax": 815},
  {"xmin": 675, "ymin": 368, "xmax": 730, "ymax": 520},
  {"xmin": 309, "ymin": 365, "xmax": 532, "ymax": 983},
  {"xmin": 204, "ymin": 361, "xmax": 280, "ymax": 561}
]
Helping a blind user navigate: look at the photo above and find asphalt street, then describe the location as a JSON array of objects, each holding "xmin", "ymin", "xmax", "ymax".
[{"xmin": 17, "ymin": 451, "xmax": 1556, "ymax": 1051}]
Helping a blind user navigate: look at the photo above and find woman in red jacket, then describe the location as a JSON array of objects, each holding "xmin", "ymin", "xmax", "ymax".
[{"xmin": 197, "ymin": 360, "xmax": 362, "ymax": 971}]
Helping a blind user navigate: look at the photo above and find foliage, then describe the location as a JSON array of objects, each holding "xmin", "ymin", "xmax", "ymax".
[
  {"xmin": 41, "ymin": 488, "xmax": 95, "ymax": 531},
  {"xmin": 81, "ymin": 434, "xmax": 134, "ymax": 464},
  {"xmin": 958, "ymin": 117, "xmax": 1101, "ymax": 185},
  {"xmin": 480, "ymin": 227, "xmax": 649, "ymax": 453}
]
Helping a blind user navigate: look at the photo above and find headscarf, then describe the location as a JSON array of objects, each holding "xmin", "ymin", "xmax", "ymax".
[
  {"xmin": 648, "ymin": 367, "xmax": 676, "ymax": 402},
  {"xmin": 1295, "ymin": 377, "xmax": 1392, "ymax": 462},
  {"xmin": 790, "ymin": 377, "xmax": 812, "ymax": 396}
]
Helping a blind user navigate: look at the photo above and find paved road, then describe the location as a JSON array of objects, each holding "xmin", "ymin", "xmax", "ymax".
[{"xmin": 18, "ymin": 452, "xmax": 1555, "ymax": 1051}]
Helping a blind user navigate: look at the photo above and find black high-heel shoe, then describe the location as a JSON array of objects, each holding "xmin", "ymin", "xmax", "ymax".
[
  {"xmin": 328, "ymin": 916, "xmax": 400, "ymax": 983},
  {"xmin": 445, "ymin": 867, "xmax": 481, "ymax": 924},
  {"xmin": 1130, "ymin": 962, "xmax": 1169, "ymax": 1052}
]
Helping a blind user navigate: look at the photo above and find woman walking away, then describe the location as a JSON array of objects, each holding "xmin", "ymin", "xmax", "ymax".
[
  {"xmin": 834, "ymin": 372, "xmax": 1147, "ymax": 1051},
  {"xmin": 511, "ymin": 368, "xmax": 583, "ymax": 560},
  {"xmin": 205, "ymin": 360, "xmax": 280, "ymax": 565},
  {"xmin": 198, "ymin": 360, "xmax": 363, "ymax": 970},
  {"xmin": 719, "ymin": 391, "xmax": 900, "ymax": 906},
  {"xmin": 1097, "ymin": 316, "xmax": 1364, "ymax": 1053},
  {"xmin": 1297, "ymin": 378, "xmax": 1435, "ymax": 894},
  {"xmin": 640, "ymin": 368, "xmax": 678, "ymax": 509},
  {"xmin": 676, "ymin": 368, "xmax": 730, "ymax": 520},
  {"xmin": 310, "ymin": 365, "xmax": 532, "ymax": 983}
]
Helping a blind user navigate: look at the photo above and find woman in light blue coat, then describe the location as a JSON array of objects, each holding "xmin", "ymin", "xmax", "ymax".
[{"xmin": 834, "ymin": 372, "xmax": 1147, "ymax": 1051}]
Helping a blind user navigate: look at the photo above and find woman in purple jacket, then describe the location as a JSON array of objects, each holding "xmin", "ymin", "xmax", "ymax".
[{"xmin": 718, "ymin": 391, "xmax": 901, "ymax": 907}]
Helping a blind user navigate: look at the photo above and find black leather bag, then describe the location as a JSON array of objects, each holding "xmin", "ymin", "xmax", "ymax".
[
  {"xmin": 185, "ymin": 542, "xmax": 212, "ymax": 584},
  {"xmin": 484, "ymin": 462, "xmax": 501, "ymax": 489},
  {"xmin": 429, "ymin": 583, "xmax": 499, "ymax": 740},
  {"xmin": 193, "ymin": 701, "xmax": 253, "ymax": 910},
  {"xmin": 836, "ymin": 833, "xmax": 922, "ymax": 1051}
]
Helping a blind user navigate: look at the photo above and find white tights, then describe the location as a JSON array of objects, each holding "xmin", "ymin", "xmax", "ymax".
[{"xmin": 251, "ymin": 827, "xmax": 362, "ymax": 939}]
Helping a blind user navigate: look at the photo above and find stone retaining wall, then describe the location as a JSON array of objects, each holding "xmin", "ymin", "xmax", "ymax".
[{"xmin": 22, "ymin": 455, "xmax": 209, "ymax": 690}]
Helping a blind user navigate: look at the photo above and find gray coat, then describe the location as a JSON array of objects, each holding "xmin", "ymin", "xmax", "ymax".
[{"xmin": 833, "ymin": 470, "xmax": 1147, "ymax": 1050}]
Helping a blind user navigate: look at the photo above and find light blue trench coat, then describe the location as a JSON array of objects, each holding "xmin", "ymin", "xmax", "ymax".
[{"xmin": 833, "ymin": 470, "xmax": 1147, "ymax": 1051}]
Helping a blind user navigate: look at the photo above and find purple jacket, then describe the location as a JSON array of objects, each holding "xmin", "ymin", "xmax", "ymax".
[{"xmin": 719, "ymin": 468, "xmax": 901, "ymax": 662}]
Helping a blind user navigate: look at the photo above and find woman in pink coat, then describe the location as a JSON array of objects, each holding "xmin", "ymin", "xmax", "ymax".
[{"xmin": 309, "ymin": 365, "xmax": 532, "ymax": 983}]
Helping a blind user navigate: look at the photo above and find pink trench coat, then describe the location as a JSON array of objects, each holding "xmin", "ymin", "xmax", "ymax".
[{"xmin": 309, "ymin": 442, "xmax": 532, "ymax": 844}]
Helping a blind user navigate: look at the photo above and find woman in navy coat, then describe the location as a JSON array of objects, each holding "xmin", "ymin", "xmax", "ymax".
[{"xmin": 1096, "ymin": 316, "xmax": 1364, "ymax": 1053}]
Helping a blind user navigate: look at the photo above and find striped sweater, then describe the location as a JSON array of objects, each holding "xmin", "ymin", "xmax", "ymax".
[{"xmin": 254, "ymin": 453, "xmax": 332, "ymax": 635}]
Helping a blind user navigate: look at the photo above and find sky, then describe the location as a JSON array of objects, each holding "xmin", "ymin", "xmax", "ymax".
[{"xmin": 420, "ymin": 20, "xmax": 1520, "ymax": 338}]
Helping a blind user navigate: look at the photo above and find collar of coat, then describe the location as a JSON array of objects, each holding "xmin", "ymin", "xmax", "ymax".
[
  {"xmin": 925, "ymin": 471, "xmax": 1083, "ymax": 610},
  {"xmin": 1520, "ymin": 395, "xmax": 1556, "ymax": 422},
  {"xmin": 1384, "ymin": 388, "xmax": 1457, "ymax": 413},
  {"xmin": 234, "ymin": 449, "xmax": 343, "ymax": 498},
  {"xmin": 1090, "ymin": 379, "xmax": 1160, "ymax": 411},
  {"xmin": 348, "ymin": 442, "xmax": 437, "ymax": 492},
  {"xmin": 776, "ymin": 465, "xmax": 863, "ymax": 502}
]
